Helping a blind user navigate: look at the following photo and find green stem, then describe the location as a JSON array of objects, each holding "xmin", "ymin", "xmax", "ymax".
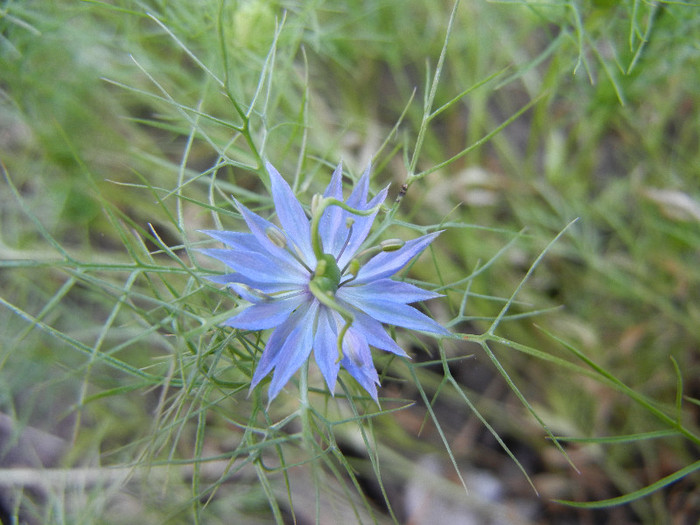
[{"xmin": 300, "ymin": 359, "xmax": 309, "ymax": 409}]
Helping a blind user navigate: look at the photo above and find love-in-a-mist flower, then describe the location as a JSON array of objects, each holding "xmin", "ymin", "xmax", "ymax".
[{"xmin": 201, "ymin": 162, "xmax": 449, "ymax": 402}]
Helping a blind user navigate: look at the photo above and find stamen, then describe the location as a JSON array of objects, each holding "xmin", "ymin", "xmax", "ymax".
[
  {"xmin": 352, "ymin": 238, "xmax": 405, "ymax": 263},
  {"xmin": 335, "ymin": 218, "xmax": 354, "ymax": 262},
  {"xmin": 346, "ymin": 259, "xmax": 360, "ymax": 277},
  {"xmin": 311, "ymin": 193, "xmax": 322, "ymax": 217},
  {"xmin": 265, "ymin": 226, "xmax": 313, "ymax": 273},
  {"xmin": 242, "ymin": 286, "xmax": 307, "ymax": 303},
  {"xmin": 339, "ymin": 259, "xmax": 360, "ymax": 287},
  {"xmin": 379, "ymin": 239, "xmax": 404, "ymax": 252},
  {"xmin": 291, "ymin": 244, "xmax": 313, "ymax": 273},
  {"xmin": 265, "ymin": 226, "xmax": 287, "ymax": 248},
  {"xmin": 233, "ymin": 283, "xmax": 275, "ymax": 303}
]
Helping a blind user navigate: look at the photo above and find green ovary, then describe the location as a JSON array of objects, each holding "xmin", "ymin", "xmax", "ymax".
[{"xmin": 310, "ymin": 253, "xmax": 342, "ymax": 296}]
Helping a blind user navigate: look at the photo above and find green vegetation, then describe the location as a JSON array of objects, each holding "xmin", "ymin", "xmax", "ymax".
[{"xmin": 1, "ymin": 1, "xmax": 698, "ymax": 523}]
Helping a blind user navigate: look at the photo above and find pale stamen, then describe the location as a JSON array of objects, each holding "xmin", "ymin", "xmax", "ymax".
[
  {"xmin": 335, "ymin": 218, "xmax": 355, "ymax": 262},
  {"xmin": 265, "ymin": 226, "xmax": 313, "ymax": 273}
]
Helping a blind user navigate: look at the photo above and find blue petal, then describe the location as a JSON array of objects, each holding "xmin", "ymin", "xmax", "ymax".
[
  {"xmin": 336, "ymin": 185, "xmax": 389, "ymax": 269},
  {"xmin": 316, "ymin": 164, "xmax": 389, "ymax": 266},
  {"xmin": 346, "ymin": 297, "xmax": 450, "ymax": 336},
  {"xmin": 200, "ymin": 230, "xmax": 261, "ymax": 253},
  {"xmin": 228, "ymin": 282, "xmax": 269, "ymax": 303},
  {"xmin": 324, "ymin": 162, "xmax": 343, "ymax": 200},
  {"xmin": 265, "ymin": 300, "xmax": 319, "ymax": 400},
  {"xmin": 204, "ymin": 273, "xmax": 243, "ymax": 285},
  {"xmin": 313, "ymin": 307, "xmax": 340, "ymax": 393},
  {"xmin": 339, "ymin": 328, "xmax": 379, "ymax": 400},
  {"xmin": 234, "ymin": 197, "xmax": 311, "ymax": 271},
  {"xmin": 346, "ymin": 165, "xmax": 371, "ymax": 208},
  {"xmin": 329, "ymin": 165, "xmax": 372, "ymax": 262},
  {"xmin": 199, "ymin": 248, "xmax": 307, "ymax": 286},
  {"xmin": 250, "ymin": 306, "xmax": 308, "ymax": 389},
  {"xmin": 339, "ymin": 278, "xmax": 442, "ymax": 305},
  {"xmin": 319, "ymin": 163, "xmax": 346, "ymax": 256},
  {"xmin": 202, "ymin": 228, "xmax": 305, "ymax": 281},
  {"xmin": 223, "ymin": 292, "xmax": 309, "ymax": 330},
  {"xmin": 205, "ymin": 273, "xmax": 300, "ymax": 294},
  {"xmin": 266, "ymin": 162, "xmax": 315, "ymax": 266},
  {"xmin": 353, "ymin": 231, "xmax": 441, "ymax": 284},
  {"xmin": 349, "ymin": 310, "xmax": 408, "ymax": 357},
  {"xmin": 341, "ymin": 327, "xmax": 371, "ymax": 368}
]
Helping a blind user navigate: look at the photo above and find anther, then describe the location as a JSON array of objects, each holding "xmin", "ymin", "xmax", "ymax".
[
  {"xmin": 347, "ymin": 259, "xmax": 360, "ymax": 277},
  {"xmin": 265, "ymin": 226, "xmax": 287, "ymax": 248},
  {"xmin": 266, "ymin": 226, "xmax": 313, "ymax": 272},
  {"xmin": 379, "ymin": 239, "xmax": 404, "ymax": 252},
  {"xmin": 336, "ymin": 220, "xmax": 355, "ymax": 261},
  {"xmin": 311, "ymin": 194, "xmax": 322, "ymax": 217}
]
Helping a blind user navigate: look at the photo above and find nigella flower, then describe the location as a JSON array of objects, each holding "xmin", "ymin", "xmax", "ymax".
[{"xmin": 201, "ymin": 162, "xmax": 449, "ymax": 402}]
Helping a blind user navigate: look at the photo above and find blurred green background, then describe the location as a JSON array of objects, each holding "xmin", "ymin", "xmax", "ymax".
[{"xmin": 1, "ymin": 1, "xmax": 699, "ymax": 523}]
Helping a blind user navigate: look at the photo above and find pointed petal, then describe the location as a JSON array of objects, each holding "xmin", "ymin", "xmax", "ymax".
[
  {"xmin": 323, "ymin": 162, "xmax": 343, "ymax": 200},
  {"xmin": 223, "ymin": 293, "xmax": 308, "ymax": 330},
  {"xmin": 228, "ymin": 282, "xmax": 270, "ymax": 303},
  {"xmin": 319, "ymin": 163, "xmax": 348, "ymax": 256},
  {"xmin": 234, "ymin": 197, "xmax": 310, "ymax": 271},
  {"xmin": 199, "ymin": 248, "xmax": 307, "ymax": 286},
  {"xmin": 313, "ymin": 307, "xmax": 340, "ymax": 393},
  {"xmin": 346, "ymin": 164, "xmax": 371, "ymax": 208},
  {"xmin": 348, "ymin": 298, "xmax": 450, "ymax": 336},
  {"xmin": 250, "ymin": 306, "xmax": 308, "ymax": 388},
  {"xmin": 200, "ymin": 229, "xmax": 308, "ymax": 285},
  {"xmin": 205, "ymin": 273, "xmax": 300, "ymax": 294},
  {"xmin": 266, "ymin": 162, "xmax": 315, "ymax": 265},
  {"xmin": 339, "ymin": 329, "xmax": 379, "ymax": 400},
  {"xmin": 353, "ymin": 231, "xmax": 441, "ymax": 284},
  {"xmin": 336, "ymin": 185, "xmax": 389, "ymax": 268},
  {"xmin": 200, "ymin": 230, "xmax": 261, "ymax": 253},
  {"xmin": 319, "ymin": 207, "xmax": 347, "ymax": 258},
  {"xmin": 339, "ymin": 278, "xmax": 442, "ymax": 305},
  {"xmin": 350, "ymin": 310, "xmax": 408, "ymax": 357},
  {"xmin": 319, "ymin": 162, "xmax": 347, "ymax": 256},
  {"xmin": 204, "ymin": 273, "xmax": 243, "ymax": 285},
  {"xmin": 316, "ymin": 164, "xmax": 389, "ymax": 265},
  {"xmin": 266, "ymin": 300, "xmax": 319, "ymax": 400}
]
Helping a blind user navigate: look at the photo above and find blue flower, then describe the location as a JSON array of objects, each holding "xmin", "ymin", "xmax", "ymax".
[{"xmin": 201, "ymin": 162, "xmax": 449, "ymax": 402}]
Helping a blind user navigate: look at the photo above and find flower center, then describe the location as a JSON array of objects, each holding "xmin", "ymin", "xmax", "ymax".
[{"xmin": 310, "ymin": 253, "xmax": 342, "ymax": 297}]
